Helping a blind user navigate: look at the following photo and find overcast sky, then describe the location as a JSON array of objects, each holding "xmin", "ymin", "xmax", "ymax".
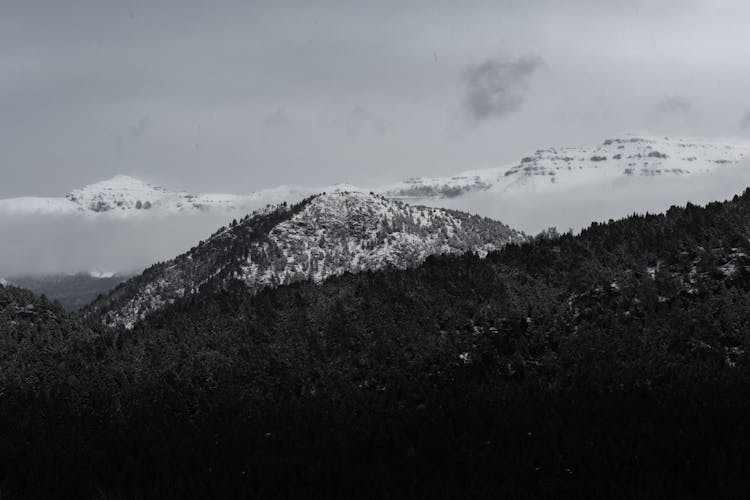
[{"xmin": 2, "ymin": 0, "xmax": 750, "ymax": 198}]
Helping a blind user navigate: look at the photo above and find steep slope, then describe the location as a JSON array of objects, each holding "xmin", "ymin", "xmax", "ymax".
[
  {"xmin": 0, "ymin": 284, "xmax": 98, "ymax": 394},
  {"xmin": 88, "ymin": 192, "xmax": 525, "ymax": 327}
]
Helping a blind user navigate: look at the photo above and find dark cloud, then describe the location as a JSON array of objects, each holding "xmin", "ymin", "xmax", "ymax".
[
  {"xmin": 740, "ymin": 110, "xmax": 750, "ymax": 130},
  {"xmin": 461, "ymin": 55, "xmax": 544, "ymax": 122},
  {"xmin": 652, "ymin": 96, "xmax": 693, "ymax": 117}
]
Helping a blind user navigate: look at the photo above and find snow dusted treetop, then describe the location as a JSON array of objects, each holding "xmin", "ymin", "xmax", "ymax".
[{"xmin": 88, "ymin": 191, "xmax": 526, "ymax": 328}]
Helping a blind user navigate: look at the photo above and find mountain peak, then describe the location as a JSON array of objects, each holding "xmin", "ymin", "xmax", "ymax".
[
  {"xmin": 502, "ymin": 135, "xmax": 749, "ymax": 183},
  {"xmin": 65, "ymin": 175, "xmax": 175, "ymax": 212},
  {"xmin": 381, "ymin": 135, "xmax": 750, "ymax": 200},
  {"xmin": 89, "ymin": 193, "xmax": 526, "ymax": 327}
]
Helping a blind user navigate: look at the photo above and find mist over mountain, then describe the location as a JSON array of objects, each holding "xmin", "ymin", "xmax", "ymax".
[
  {"xmin": 386, "ymin": 135, "xmax": 750, "ymax": 233},
  {"xmin": 0, "ymin": 209, "xmax": 233, "ymax": 278},
  {"xmin": 1, "ymin": 135, "xmax": 748, "ymax": 278}
]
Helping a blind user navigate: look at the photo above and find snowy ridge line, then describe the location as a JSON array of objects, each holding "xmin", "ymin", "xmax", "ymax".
[
  {"xmin": 87, "ymin": 192, "xmax": 526, "ymax": 328},
  {"xmin": 0, "ymin": 175, "xmax": 361, "ymax": 216},
  {"xmin": 377, "ymin": 135, "xmax": 750, "ymax": 199},
  {"xmin": 2, "ymin": 135, "xmax": 748, "ymax": 216}
]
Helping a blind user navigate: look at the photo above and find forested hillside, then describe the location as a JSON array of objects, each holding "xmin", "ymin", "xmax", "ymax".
[
  {"xmin": 88, "ymin": 192, "xmax": 523, "ymax": 328},
  {"xmin": 4, "ymin": 190, "xmax": 750, "ymax": 498}
]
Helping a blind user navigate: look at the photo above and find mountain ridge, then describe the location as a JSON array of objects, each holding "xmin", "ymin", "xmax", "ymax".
[
  {"xmin": 87, "ymin": 191, "xmax": 525, "ymax": 327},
  {"xmin": 380, "ymin": 135, "xmax": 750, "ymax": 199},
  {"xmin": 2, "ymin": 135, "xmax": 747, "ymax": 216}
]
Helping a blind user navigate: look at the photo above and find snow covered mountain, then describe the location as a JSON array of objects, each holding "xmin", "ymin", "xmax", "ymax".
[
  {"xmin": 378, "ymin": 135, "xmax": 750, "ymax": 235},
  {"xmin": 65, "ymin": 175, "xmax": 198, "ymax": 213},
  {"xmin": 1, "ymin": 136, "xmax": 746, "ymax": 217},
  {"xmin": 0, "ymin": 175, "xmax": 356, "ymax": 215},
  {"xmin": 378, "ymin": 136, "xmax": 750, "ymax": 199},
  {"xmin": 2, "ymin": 134, "xmax": 749, "ymax": 279},
  {"xmin": 0, "ymin": 176, "xmax": 166, "ymax": 214},
  {"xmin": 88, "ymin": 192, "xmax": 525, "ymax": 328}
]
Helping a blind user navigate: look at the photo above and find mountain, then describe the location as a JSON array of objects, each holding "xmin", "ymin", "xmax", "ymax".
[
  {"xmin": 0, "ymin": 175, "xmax": 291, "ymax": 215},
  {"xmin": 0, "ymin": 174, "xmax": 363, "ymax": 216},
  {"xmin": 2, "ymin": 136, "xmax": 746, "ymax": 217},
  {"xmin": 88, "ymin": 191, "xmax": 525, "ymax": 327},
  {"xmin": 0, "ymin": 175, "xmax": 165, "ymax": 215},
  {"xmin": 6, "ymin": 187, "xmax": 750, "ymax": 497},
  {"xmin": 378, "ymin": 135, "xmax": 750, "ymax": 199},
  {"xmin": 1, "ymin": 135, "xmax": 747, "ymax": 281}
]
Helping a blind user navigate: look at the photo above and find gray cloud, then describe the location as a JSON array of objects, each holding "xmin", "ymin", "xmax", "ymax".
[
  {"xmin": 741, "ymin": 110, "xmax": 750, "ymax": 130},
  {"xmin": 263, "ymin": 109, "xmax": 293, "ymax": 130},
  {"xmin": 461, "ymin": 55, "xmax": 544, "ymax": 122},
  {"xmin": 334, "ymin": 106, "xmax": 392, "ymax": 137},
  {"xmin": 652, "ymin": 96, "xmax": 693, "ymax": 118},
  {"xmin": 2, "ymin": 1, "xmax": 750, "ymax": 200},
  {"xmin": 127, "ymin": 116, "xmax": 152, "ymax": 140}
]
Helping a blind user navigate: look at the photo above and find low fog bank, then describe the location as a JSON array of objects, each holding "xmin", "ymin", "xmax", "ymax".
[
  {"xmin": 0, "ymin": 211, "xmax": 236, "ymax": 277},
  {"xmin": 422, "ymin": 161, "xmax": 750, "ymax": 235},
  {"xmin": 3, "ymin": 163, "xmax": 750, "ymax": 277}
]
